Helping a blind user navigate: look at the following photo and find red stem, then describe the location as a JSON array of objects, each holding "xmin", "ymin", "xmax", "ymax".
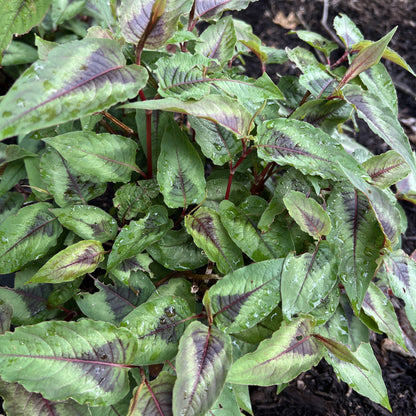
[{"xmin": 225, "ymin": 147, "xmax": 253, "ymax": 200}]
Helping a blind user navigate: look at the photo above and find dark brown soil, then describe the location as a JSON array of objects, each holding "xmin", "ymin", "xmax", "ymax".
[{"xmin": 234, "ymin": 1, "xmax": 416, "ymax": 415}]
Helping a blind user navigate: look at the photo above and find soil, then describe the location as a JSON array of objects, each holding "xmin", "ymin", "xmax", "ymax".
[{"xmin": 234, "ymin": 1, "xmax": 416, "ymax": 415}]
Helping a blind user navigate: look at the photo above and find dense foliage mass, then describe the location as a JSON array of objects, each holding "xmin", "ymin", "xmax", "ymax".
[{"xmin": 1, "ymin": 0, "xmax": 416, "ymax": 414}]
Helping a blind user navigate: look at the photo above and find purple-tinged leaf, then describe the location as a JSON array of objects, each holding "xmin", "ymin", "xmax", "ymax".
[
  {"xmin": 75, "ymin": 277, "xmax": 145, "ymax": 324},
  {"xmin": 326, "ymin": 343, "xmax": 391, "ymax": 411},
  {"xmin": 283, "ymin": 190, "xmax": 331, "ymax": 239},
  {"xmin": 190, "ymin": 116, "xmax": 242, "ymax": 166},
  {"xmin": 44, "ymin": 132, "xmax": 143, "ymax": 183},
  {"xmin": 342, "ymin": 84, "xmax": 416, "ymax": 178},
  {"xmin": 257, "ymin": 118, "xmax": 369, "ymax": 181},
  {"xmin": 0, "ymin": 319, "xmax": 138, "ymax": 406},
  {"xmin": 396, "ymin": 173, "xmax": 416, "ymax": 204},
  {"xmin": 122, "ymin": 95, "xmax": 253, "ymax": 137},
  {"xmin": 361, "ymin": 282, "xmax": 406, "ymax": 349},
  {"xmin": 108, "ymin": 205, "xmax": 173, "ymax": 270},
  {"xmin": 173, "ymin": 321, "xmax": 232, "ymax": 416},
  {"xmin": 363, "ymin": 150, "xmax": 410, "ymax": 189},
  {"xmin": 227, "ymin": 316, "xmax": 324, "ymax": 385},
  {"xmin": 281, "ymin": 241, "xmax": 338, "ymax": 318},
  {"xmin": 185, "ymin": 206, "xmax": 244, "ymax": 274},
  {"xmin": 383, "ymin": 249, "xmax": 416, "ymax": 331},
  {"xmin": 0, "ymin": 203, "xmax": 62, "ymax": 274},
  {"xmin": 340, "ymin": 165, "xmax": 402, "ymax": 246},
  {"xmin": 0, "ymin": 300, "xmax": 12, "ymax": 334},
  {"xmin": 326, "ymin": 183, "xmax": 385, "ymax": 312},
  {"xmin": 128, "ymin": 371, "xmax": 175, "ymax": 416},
  {"xmin": 40, "ymin": 147, "xmax": 106, "ymax": 208},
  {"xmin": 113, "ymin": 180, "xmax": 160, "ymax": 221},
  {"xmin": 333, "ymin": 14, "xmax": 364, "ymax": 49},
  {"xmin": 0, "ymin": 378, "xmax": 90, "ymax": 416},
  {"xmin": 0, "ymin": 38, "xmax": 148, "ymax": 140},
  {"xmin": 52, "ymin": 205, "xmax": 118, "ymax": 243},
  {"xmin": 27, "ymin": 240, "xmax": 104, "ymax": 284},
  {"xmin": 195, "ymin": 16, "xmax": 236, "ymax": 67},
  {"xmin": 157, "ymin": 119, "xmax": 206, "ymax": 209},
  {"xmin": 337, "ymin": 28, "xmax": 396, "ymax": 89},
  {"xmin": 299, "ymin": 66, "xmax": 336, "ymax": 98},
  {"xmin": 119, "ymin": 0, "xmax": 193, "ymax": 49},
  {"xmin": 0, "ymin": 192, "xmax": 24, "ymax": 225},
  {"xmin": 194, "ymin": 0, "xmax": 258, "ymax": 21},
  {"xmin": 0, "ymin": 0, "xmax": 51, "ymax": 54},
  {"xmin": 120, "ymin": 295, "xmax": 192, "ymax": 365},
  {"xmin": 205, "ymin": 259, "xmax": 284, "ymax": 333},
  {"xmin": 352, "ymin": 41, "xmax": 416, "ymax": 77}
]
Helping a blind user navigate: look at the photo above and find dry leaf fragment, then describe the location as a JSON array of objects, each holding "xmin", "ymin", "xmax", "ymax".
[{"xmin": 273, "ymin": 11, "xmax": 300, "ymax": 30}]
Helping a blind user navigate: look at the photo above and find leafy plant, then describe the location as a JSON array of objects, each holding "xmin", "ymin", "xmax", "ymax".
[{"xmin": 1, "ymin": 1, "xmax": 416, "ymax": 414}]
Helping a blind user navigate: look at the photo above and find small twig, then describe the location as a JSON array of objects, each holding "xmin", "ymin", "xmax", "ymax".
[{"xmin": 321, "ymin": 0, "xmax": 345, "ymax": 48}]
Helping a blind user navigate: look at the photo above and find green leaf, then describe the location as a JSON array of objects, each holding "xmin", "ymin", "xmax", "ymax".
[
  {"xmin": 122, "ymin": 95, "xmax": 253, "ymax": 137},
  {"xmin": 120, "ymin": 295, "xmax": 192, "ymax": 365},
  {"xmin": 0, "ymin": 202, "xmax": 62, "ymax": 274},
  {"xmin": 0, "ymin": 300, "xmax": 12, "ymax": 334},
  {"xmin": 227, "ymin": 316, "xmax": 324, "ymax": 385},
  {"xmin": 340, "ymin": 165, "xmax": 402, "ymax": 246},
  {"xmin": 291, "ymin": 30, "xmax": 338, "ymax": 56},
  {"xmin": 383, "ymin": 249, "xmax": 416, "ymax": 331},
  {"xmin": 185, "ymin": 206, "xmax": 244, "ymax": 274},
  {"xmin": 333, "ymin": 14, "xmax": 364, "ymax": 48},
  {"xmin": 190, "ymin": 116, "xmax": 242, "ymax": 166},
  {"xmin": 44, "ymin": 132, "xmax": 142, "ymax": 183},
  {"xmin": 257, "ymin": 118, "xmax": 369, "ymax": 181},
  {"xmin": 209, "ymin": 383, "xmax": 241, "ymax": 415},
  {"xmin": 342, "ymin": 84, "xmax": 416, "ymax": 179},
  {"xmin": 219, "ymin": 199, "xmax": 278, "ymax": 261},
  {"xmin": 157, "ymin": 120, "xmax": 206, "ymax": 208},
  {"xmin": 108, "ymin": 205, "xmax": 173, "ymax": 270},
  {"xmin": 173, "ymin": 321, "xmax": 232, "ymax": 416},
  {"xmin": 281, "ymin": 241, "xmax": 338, "ymax": 318},
  {"xmin": 195, "ymin": 16, "xmax": 236, "ymax": 67},
  {"xmin": 52, "ymin": 205, "xmax": 118, "ymax": 243},
  {"xmin": 146, "ymin": 228, "xmax": 208, "ymax": 271},
  {"xmin": 363, "ymin": 150, "xmax": 410, "ymax": 188},
  {"xmin": 338, "ymin": 28, "xmax": 396, "ymax": 88},
  {"xmin": 313, "ymin": 335, "xmax": 367, "ymax": 369},
  {"xmin": 0, "ymin": 319, "xmax": 137, "ymax": 406},
  {"xmin": 128, "ymin": 371, "xmax": 175, "ymax": 416},
  {"xmin": 113, "ymin": 180, "xmax": 160, "ymax": 221},
  {"xmin": 148, "ymin": 278, "xmax": 194, "ymax": 311},
  {"xmin": 0, "ymin": 192, "xmax": 24, "ymax": 224},
  {"xmin": 109, "ymin": 253, "xmax": 154, "ymax": 287},
  {"xmin": 40, "ymin": 147, "xmax": 106, "ymax": 207},
  {"xmin": 0, "ymin": 378, "xmax": 90, "ymax": 416},
  {"xmin": 326, "ymin": 183, "xmax": 385, "ymax": 312},
  {"xmin": 50, "ymin": 0, "xmax": 87, "ymax": 27},
  {"xmin": 0, "ymin": 0, "xmax": 51, "ymax": 54},
  {"xmin": 0, "ymin": 160, "xmax": 27, "ymax": 197},
  {"xmin": 298, "ymin": 66, "xmax": 336, "ymax": 98},
  {"xmin": 1, "ymin": 41, "xmax": 38, "ymax": 66},
  {"xmin": 361, "ymin": 282, "xmax": 406, "ymax": 349},
  {"xmin": 75, "ymin": 277, "xmax": 146, "ymax": 325},
  {"xmin": 283, "ymin": 190, "xmax": 331, "ymax": 239},
  {"xmin": 326, "ymin": 343, "xmax": 391, "ymax": 411},
  {"xmin": 119, "ymin": 0, "xmax": 193, "ymax": 49},
  {"xmin": 0, "ymin": 38, "xmax": 148, "ymax": 140},
  {"xmin": 28, "ymin": 240, "xmax": 104, "ymax": 284},
  {"xmin": 285, "ymin": 46, "xmax": 320, "ymax": 73},
  {"xmin": 359, "ymin": 63, "xmax": 398, "ymax": 116},
  {"xmin": 205, "ymin": 258, "xmax": 284, "ymax": 333}
]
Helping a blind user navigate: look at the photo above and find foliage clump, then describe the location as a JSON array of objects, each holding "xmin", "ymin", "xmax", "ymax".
[{"xmin": 0, "ymin": 0, "xmax": 416, "ymax": 414}]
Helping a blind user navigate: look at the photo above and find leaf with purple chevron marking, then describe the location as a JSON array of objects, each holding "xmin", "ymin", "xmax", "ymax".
[
  {"xmin": 227, "ymin": 316, "xmax": 324, "ymax": 385},
  {"xmin": 185, "ymin": 206, "xmax": 244, "ymax": 275},
  {"xmin": 204, "ymin": 258, "xmax": 284, "ymax": 333},
  {"xmin": 0, "ymin": 37, "xmax": 148, "ymax": 140},
  {"xmin": 0, "ymin": 319, "xmax": 137, "ymax": 406},
  {"xmin": 172, "ymin": 321, "xmax": 232, "ymax": 416}
]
